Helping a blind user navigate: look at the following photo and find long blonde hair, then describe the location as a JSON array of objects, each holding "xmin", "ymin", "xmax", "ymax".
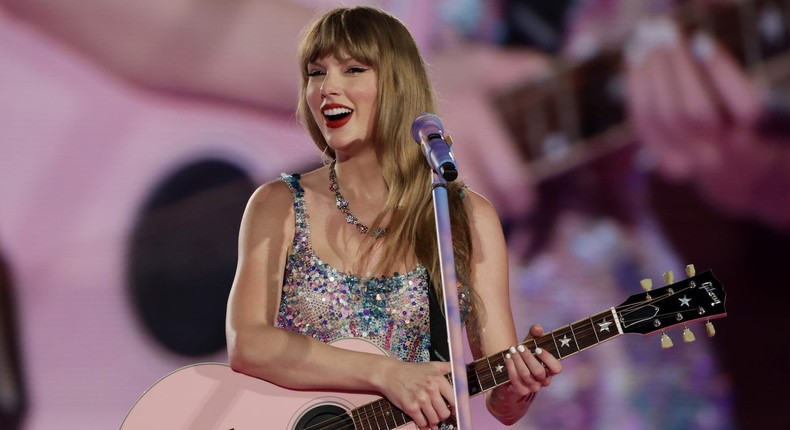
[{"xmin": 296, "ymin": 6, "xmax": 477, "ymax": 321}]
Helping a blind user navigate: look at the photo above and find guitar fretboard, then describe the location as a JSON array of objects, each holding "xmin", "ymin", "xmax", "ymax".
[
  {"xmin": 342, "ymin": 269, "xmax": 725, "ymax": 430},
  {"xmin": 492, "ymin": 0, "xmax": 790, "ymax": 182},
  {"xmin": 467, "ymin": 309, "xmax": 621, "ymax": 395},
  {"xmin": 347, "ymin": 309, "xmax": 623, "ymax": 429}
]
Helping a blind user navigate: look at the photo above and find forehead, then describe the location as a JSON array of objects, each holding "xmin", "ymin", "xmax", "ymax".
[
  {"xmin": 308, "ymin": 51, "xmax": 361, "ymax": 66},
  {"xmin": 302, "ymin": 22, "xmax": 377, "ymax": 68}
]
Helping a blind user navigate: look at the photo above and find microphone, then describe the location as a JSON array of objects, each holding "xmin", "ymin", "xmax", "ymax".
[{"xmin": 411, "ymin": 113, "xmax": 458, "ymax": 181}]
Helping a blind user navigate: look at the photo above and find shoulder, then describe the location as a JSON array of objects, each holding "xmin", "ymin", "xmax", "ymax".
[
  {"xmin": 239, "ymin": 176, "xmax": 301, "ymax": 234},
  {"xmin": 237, "ymin": 178, "xmax": 299, "ymax": 251},
  {"xmin": 288, "ymin": 164, "xmax": 329, "ymax": 194},
  {"xmin": 461, "ymin": 187, "xmax": 507, "ymax": 251},
  {"xmin": 244, "ymin": 166, "xmax": 329, "ymax": 217},
  {"xmin": 247, "ymin": 178, "xmax": 294, "ymax": 213},
  {"xmin": 462, "ymin": 187, "xmax": 501, "ymax": 225}
]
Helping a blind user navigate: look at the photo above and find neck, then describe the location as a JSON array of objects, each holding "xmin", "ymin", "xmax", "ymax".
[{"xmin": 332, "ymin": 153, "xmax": 388, "ymax": 200}]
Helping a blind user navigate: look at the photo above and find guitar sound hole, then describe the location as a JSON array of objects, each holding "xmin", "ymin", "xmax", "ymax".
[{"xmin": 294, "ymin": 404, "xmax": 350, "ymax": 430}]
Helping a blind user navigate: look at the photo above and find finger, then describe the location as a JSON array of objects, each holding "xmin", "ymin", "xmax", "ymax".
[
  {"xmin": 663, "ymin": 32, "xmax": 725, "ymax": 168},
  {"xmin": 528, "ymin": 324, "xmax": 544, "ymax": 339},
  {"xmin": 691, "ymin": 31, "xmax": 762, "ymax": 127},
  {"xmin": 625, "ymin": 20, "xmax": 696, "ymax": 178},
  {"xmin": 518, "ymin": 345, "xmax": 550, "ymax": 385},
  {"xmin": 534, "ymin": 348, "xmax": 563, "ymax": 378},
  {"xmin": 431, "ymin": 394, "xmax": 452, "ymax": 424},
  {"xmin": 509, "ymin": 346, "xmax": 542, "ymax": 392},
  {"xmin": 666, "ymin": 33, "xmax": 722, "ymax": 131},
  {"xmin": 419, "ymin": 400, "xmax": 440, "ymax": 430},
  {"xmin": 504, "ymin": 349, "xmax": 531, "ymax": 396},
  {"xmin": 436, "ymin": 361, "xmax": 452, "ymax": 374},
  {"xmin": 406, "ymin": 407, "xmax": 428, "ymax": 429},
  {"xmin": 644, "ymin": 44, "xmax": 698, "ymax": 171},
  {"xmin": 437, "ymin": 377, "xmax": 455, "ymax": 421}
]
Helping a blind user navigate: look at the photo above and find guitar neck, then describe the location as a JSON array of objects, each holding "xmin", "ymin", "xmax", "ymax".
[
  {"xmin": 348, "ymin": 269, "xmax": 726, "ymax": 430},
  {"xmin": 347, "ymin": 309, "xmax": 623, "ymax": 429},
  {"xmin": 467, "ymin": 309, "xmax": 621, "ymax": 396},
  {"xmin": 492, "ymin": 0, "xmax": 790, "ymax": 182}
]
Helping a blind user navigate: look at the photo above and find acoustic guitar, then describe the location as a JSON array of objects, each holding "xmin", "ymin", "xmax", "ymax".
[
  {"xmin": 493, "ymin": 0, "xmax": 790, "ymax": 183},
  {"xmin": 120, "ymin": 267, "xmax": 726, "ymax": 430}
]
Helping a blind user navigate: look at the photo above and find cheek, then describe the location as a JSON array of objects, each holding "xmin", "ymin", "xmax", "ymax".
[
  {"xmin": 356, "ymin": 83, "xmax": 378, "ymax": 123},
  {"xmin": 305, "ymin": 85, "xmax": 322, "ymax": 116}
]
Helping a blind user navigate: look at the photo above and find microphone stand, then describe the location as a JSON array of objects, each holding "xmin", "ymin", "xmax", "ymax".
[{"xmin": 431, "ymin": 172, "xmax": 473, "ymax": 430}]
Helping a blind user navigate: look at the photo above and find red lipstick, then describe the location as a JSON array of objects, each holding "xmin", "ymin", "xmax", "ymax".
[{"xmin": 321, "ymin": 103, "xmax": 353, "ymax": 129}]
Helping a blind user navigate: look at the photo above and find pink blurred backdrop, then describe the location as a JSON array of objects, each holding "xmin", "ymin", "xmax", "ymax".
[{"xmin": 0, "ymin": 1, "xmax": 734, "ymax": 429}]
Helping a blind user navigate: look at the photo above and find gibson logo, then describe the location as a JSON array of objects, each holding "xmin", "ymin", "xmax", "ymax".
[{"xmin": 702, "ymin": 281, "xmax": 721, "ymax": 306}]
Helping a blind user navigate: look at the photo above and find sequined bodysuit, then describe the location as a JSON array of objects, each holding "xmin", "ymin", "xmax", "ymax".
[{"xmin": 275, "ymin": 173, "xmax": 433, "ymax": 362}]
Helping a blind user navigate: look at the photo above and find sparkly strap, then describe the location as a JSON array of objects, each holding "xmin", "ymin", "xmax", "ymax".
[
  {"xmin": 279, "ymin": 172, "xmax": 304, "ymax": 195},
  {"xmin": 279, "ymin": 173, "xmax": 310, "ymax": 254}
]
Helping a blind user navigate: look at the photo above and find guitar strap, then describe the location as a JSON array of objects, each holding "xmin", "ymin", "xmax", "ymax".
[{"xmin": 427, "ymin": 280, "xmax": 450, "ymax": 362}]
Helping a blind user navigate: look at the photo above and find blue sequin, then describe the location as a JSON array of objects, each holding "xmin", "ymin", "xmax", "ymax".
[{"xmin": 275, "ymin": 173, "xmax": 432, "ymax": 362}]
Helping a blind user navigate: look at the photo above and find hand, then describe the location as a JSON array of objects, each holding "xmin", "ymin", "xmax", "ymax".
[
  {"xmin": 503, "ymin": 324, "xmax": 562, "ymax": 397},
  {"xmin": 376, "ymin": 359, "xmax": 455, "ymax": 430},
  {"xmin": 623, "ymin": 19, "xmax": 790, "ymax": 226}
]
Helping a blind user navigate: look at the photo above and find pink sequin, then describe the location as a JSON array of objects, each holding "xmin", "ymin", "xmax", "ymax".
[{"xmin": 275, "ymin": 174, "xmax": 432, "ymax": 362}]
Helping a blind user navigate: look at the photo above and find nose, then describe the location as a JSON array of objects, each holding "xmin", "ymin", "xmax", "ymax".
[{"xmin": 320, "ymin": 72, "xmax": 340, "ymax": 98}]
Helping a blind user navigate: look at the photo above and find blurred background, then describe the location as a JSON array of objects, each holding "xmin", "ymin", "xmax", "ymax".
[{"xmin": 2, "ymin": 0, "xmax": 789, "ymax": 429}]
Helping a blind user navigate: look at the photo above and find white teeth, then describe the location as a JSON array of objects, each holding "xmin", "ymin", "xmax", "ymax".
[{"xmin": 323, "ymin": 107, "xmax": 352, "ymax": 116}]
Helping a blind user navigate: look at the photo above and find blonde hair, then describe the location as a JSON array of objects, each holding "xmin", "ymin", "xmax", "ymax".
[{"xmin": 297, "ymin": 6, "xmax": 477, "ymax": 322}]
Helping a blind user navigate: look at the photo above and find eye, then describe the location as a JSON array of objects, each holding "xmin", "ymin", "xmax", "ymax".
[
  {"xmin": 347, "ymin": 66, "xmax": 369, "ymax": 74},
  {"xmin": 307, "ymin": 69, "xmax": 325, "ymax": 77}
]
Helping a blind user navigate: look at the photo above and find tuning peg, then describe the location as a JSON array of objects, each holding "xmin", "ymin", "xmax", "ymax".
[
  {"xmin": 706, "ymin": 321, "xmax": 716, "ymax": 337},
  {"xmin": 662, "ymin": 271, "xmax": 675, "ymax": 284},
  {"xmin": 683, "ymin": 326, "xmax": 696, "ymax": 343},
  {"xmin": 661, "ymin": 332, "xmax": 674, "ymax": 349},
  {"xmin": 639, "ymin": 278, "xmax": 653, "ymax": 300},
  {"xmin": 685, "ymin": 264, "xmax": 696, "ymax": 277}
]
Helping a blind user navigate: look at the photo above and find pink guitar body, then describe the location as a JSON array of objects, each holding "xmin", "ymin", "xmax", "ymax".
[
  {"xmin": 120, "ymin": 269, "xmax": 727, "ymax": 430},
  {"xmin": 120, "ymin": 338, "xmax": 417, "ymax": 430}
]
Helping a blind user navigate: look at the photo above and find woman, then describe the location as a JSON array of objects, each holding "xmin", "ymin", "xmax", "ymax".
[{"xmin": 225, "ymin": 6, "xmax": 561, "ymax": 428}]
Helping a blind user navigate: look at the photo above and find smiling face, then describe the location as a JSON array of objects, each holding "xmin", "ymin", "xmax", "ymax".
[
  {"xmin": 297, "ymin": 7, "xmax": 437, "ymax": 167},
  {"xmin": 305, "ymin": 53, "xmax": 378, "ymax": 157}
]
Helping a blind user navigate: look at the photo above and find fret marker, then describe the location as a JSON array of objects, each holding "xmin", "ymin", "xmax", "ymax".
[
  {"xmin": 495, "ymin": 364, "xmax": 504, "ymax": 373},
  {"xmin": 679, "ymin": 295, "xmax": 691, "ymax": 307},
  {"xmin": 560, "ymin": 335, "xmax": 572, "ymax": 348},
  {"xmin": 598, "ymin": 318, "xmax": 612, "ymax": 333}
]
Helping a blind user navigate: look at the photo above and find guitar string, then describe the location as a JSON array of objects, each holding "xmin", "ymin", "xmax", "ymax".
[
  {"xmin": 301, "ymin": 281, "xmax": 709, "ymax": 429},
  {"xmin": 472, "ymin": 281, "xmax": 706, "ymax": 388},
  {"xmin": 301, "ymin": 414, "xmax": 355, "ymax": 430},
  {"xmin": 300, "ymin": 397, "xmax": 404, "ymax": 430}
]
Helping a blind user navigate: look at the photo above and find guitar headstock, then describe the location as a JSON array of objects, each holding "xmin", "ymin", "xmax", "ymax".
[{"xmin": 616, "ymin": 266, "xmax": 726, "ymax": 345}]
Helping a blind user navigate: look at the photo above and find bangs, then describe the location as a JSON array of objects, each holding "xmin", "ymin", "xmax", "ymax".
[{"xmin": 299, "ymin": 8, "xmax": 380, "ymax": 71}]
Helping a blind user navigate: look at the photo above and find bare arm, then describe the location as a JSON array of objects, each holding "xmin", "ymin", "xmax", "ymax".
[
  {"xmin": 225, "ymin": 180, "xmax": 454, "ymax": 429},
  {"xmin": 227, "ymin": 180, "xmax": 388, "ymax": 390},
  {"xmin": 1, "ymin": 0, "xmax": 313, "ymax": 109},
  {"xmin": 463, "ymin": 191, "xmax": 562, "ymax": 425}
]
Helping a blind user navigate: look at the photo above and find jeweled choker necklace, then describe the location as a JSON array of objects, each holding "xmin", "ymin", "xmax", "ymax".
[{"xmin": 328, "ymin": 160, "xmax": 387, "ymax": 239}]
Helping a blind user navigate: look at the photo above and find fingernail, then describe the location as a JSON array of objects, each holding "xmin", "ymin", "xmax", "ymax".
[
  {"xmin": 625, "ymin": 38, "xmax": 647, "ymax": 65},
  {"xmin": 634, "ymin": 18, "xmax": 678, "ymax": 49},
  {"xmin": 652, "ymin": 18, "xmax": 679, "ymax": 47},
  {"xmin": 627, "ymin": 18, "xmax": 678, "ymax": 66},
  {"xmin": 517, "ymin": 345, "xmax": 526, "ymax": 353},
  {"xmin": 506, "ymin": 353, "xmax": 512, "ymax": 360},
  {"xmin": 691, "ymin": 31, "xmax": 715, "ymax": 62},
  {"xmin": 509, "ymin": 346, "xmax": 517, "ymax": 354},
  {"xmin": 534, "ymin": 347, "xmax": 543, "ymax": 355}
]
